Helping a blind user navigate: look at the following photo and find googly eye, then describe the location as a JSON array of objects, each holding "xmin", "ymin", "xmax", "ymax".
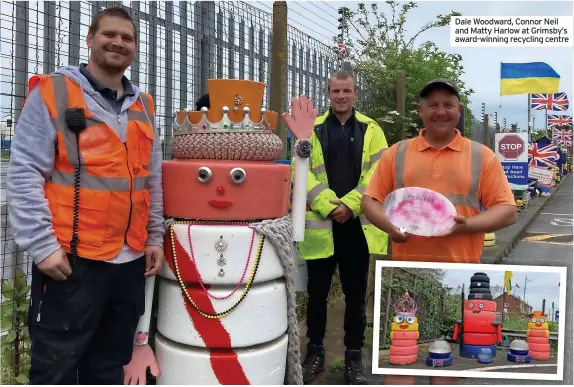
[
  {"xmin": 197, "ymin": 167, "xmax": 212, "ymax": 183},
  {"xmin": 469, "ymin": 303, "xmax": 474, "ymax": 308},
  {"xmin": 230, "ymin": 168, "xmax": 246, "ymax": 184},
  {"xmin": 540, "ymin": 318, "xmax": 546, "ymax": 323},
  {"xmin": 395, "ymin": 316, "xmax": 404, "ymax": 323},
  {"xmin": 531, "ymin": 317, "xmax": 538, "ymax": 323},
  {"xmin": 479, "ymin": 303, "xmax": 484, "ymax": 309},
  {"xmin": 406, "ymin": 316, "xmax": 414, "ymax": 324}
]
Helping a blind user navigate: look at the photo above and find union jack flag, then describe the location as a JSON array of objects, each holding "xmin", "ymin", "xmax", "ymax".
[
  {"xmin": 530, "ymin": 93, "xmax": 569, "ymax": 111},
  {"xmin": 553, "ymin": 128, "xmax": 573, "ymax": 145},
  {"xmin": 528, "ymin": 143, "xmax": 559, "ymax": 168},
  {"xmin": 432, "ymin": 359, "xmax": 445, "ymax": 367},
  {"xmin": 547, "ymin": 114, "xmax": 573, "ymax": 128},
  {"xmin": 516, "ymin": 356, "xmax": 527, "ymax": 363},
  {"xmin": 337, "ymin": 41, "xmax": 347, "ymax": 59}
]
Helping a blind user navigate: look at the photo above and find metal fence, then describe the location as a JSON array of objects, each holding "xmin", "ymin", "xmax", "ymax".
[
  {"xmin": 0, "ymin": 1, "xmax": 344, "ymax": 382},
  {"xmin": 0, "ymin": 0, "xmax": 343, "ymax": 283}
]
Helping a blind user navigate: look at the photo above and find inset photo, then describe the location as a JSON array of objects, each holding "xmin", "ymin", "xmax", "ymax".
[{"xmin": 371, "ymin": 261, "xmax": 567, "ymax": 381}]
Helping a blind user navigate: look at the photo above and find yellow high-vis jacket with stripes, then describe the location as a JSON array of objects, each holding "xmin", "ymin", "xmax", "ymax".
[{"xmin": 292, "ymin": 110, "xmax": 389, "ymax": 260}]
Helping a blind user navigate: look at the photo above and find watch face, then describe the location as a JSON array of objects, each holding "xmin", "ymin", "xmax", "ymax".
[{"xmin": 296, "ymin": 139, "xmax": 312, "ymax": 158}]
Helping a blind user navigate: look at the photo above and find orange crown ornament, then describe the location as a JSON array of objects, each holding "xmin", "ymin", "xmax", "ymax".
[
  {"xmin": 170, "ymin": 79, "xmax": 283, "ymax": 161},
  {"xmin": 173, "ymin": 79, "xmax": 278, "ymax": 135}
]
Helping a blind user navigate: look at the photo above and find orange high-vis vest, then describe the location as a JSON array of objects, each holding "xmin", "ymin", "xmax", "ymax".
[{"xmin": 28, "ymin": 74, "xmax": 156, "ymax": 261}]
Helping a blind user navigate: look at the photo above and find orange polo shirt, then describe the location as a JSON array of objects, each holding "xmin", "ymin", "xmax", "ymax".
[{"xmin": 364, "ymin": 129, "xmax": 515, "ymax": 263}]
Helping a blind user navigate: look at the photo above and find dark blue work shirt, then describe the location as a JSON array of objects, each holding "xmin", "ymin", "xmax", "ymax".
[{"xmin": 79, "ymin": 63, "xmax": 135, "ymax": 115}]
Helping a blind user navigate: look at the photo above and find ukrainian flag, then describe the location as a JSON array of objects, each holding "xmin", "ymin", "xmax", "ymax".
[
  {"xmin": 500, "ymin": 62, "xmax": 560, "ymax": 95},
  {"xmin": 504, "ymin": 271, "xmax": 513, "ymax": 295}
]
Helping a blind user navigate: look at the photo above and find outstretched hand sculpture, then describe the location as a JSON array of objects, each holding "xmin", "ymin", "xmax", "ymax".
[
  {"xmin": 281, "ymin": 95, "xmax": 317, "ymax": 242},
  {"xmin": 123, "ymin": 344, "xmax": 160, "ymax": 385}
]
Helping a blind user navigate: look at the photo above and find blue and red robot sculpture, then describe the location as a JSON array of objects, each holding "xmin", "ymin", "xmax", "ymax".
[{"xmin": 453, "ymin": 272, "xmax": 503, "ymax": 358}]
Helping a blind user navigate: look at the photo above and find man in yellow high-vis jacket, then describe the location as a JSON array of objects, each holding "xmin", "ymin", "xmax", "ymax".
[{"xmin": 295, "ymin": 71, "xmax": 389, "ymax": 385}]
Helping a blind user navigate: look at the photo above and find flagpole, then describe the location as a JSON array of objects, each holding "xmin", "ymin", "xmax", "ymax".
[
  {"xmin": 546, "ymin": 108, "xmax": 549, "ymax": 139},
  {"xmin": 501, "ymin": 289, "xmax": 506, "ymax": 322},
  {"xmin": 528, "ymin": 93, "xmax": 532, "ymax": 141}
]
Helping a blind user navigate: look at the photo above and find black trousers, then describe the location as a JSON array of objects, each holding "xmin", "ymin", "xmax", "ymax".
[
  {"xmin": 305, "ymin": 219, "xmax": 370, "ymax": 350},
  {"xmin": 28, "ymin": 255, "xmax": 146, "ymax": 385}
]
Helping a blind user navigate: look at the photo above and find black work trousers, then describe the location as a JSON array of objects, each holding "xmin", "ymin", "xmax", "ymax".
[
  {"xmin": 27, "ymin": 255, "xmax": 146, "ymax": 385},
  {"xmin": 305, "ymin": 219, "xmax": 370, "ymax": 350}
]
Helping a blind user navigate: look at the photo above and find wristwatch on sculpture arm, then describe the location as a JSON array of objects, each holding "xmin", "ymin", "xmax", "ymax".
[{"xmin": 294, "ymin": 139, "xmax": 312, "ymax": 158}]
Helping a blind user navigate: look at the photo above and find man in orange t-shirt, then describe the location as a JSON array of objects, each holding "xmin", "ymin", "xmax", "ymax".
[
  {"xmin": 362, "ymin": 79, "xmax": 517, "ymax": 264},
  {"xmin": 361, "ymin": 79, "xmax": 517, "ymax": 384}
]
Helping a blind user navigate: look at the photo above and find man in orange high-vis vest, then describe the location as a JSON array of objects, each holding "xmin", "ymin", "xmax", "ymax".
[
  {"xmin": 361, "ymin": 79, "xmax": 517, "ymax": 385},
  {"xmin": 7, "ymin": 8, "xmax": 164, "ymax": 385}
]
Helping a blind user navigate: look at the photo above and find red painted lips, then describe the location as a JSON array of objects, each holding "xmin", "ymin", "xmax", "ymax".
[{"xmin": 209, "ymin": 200, "xmax": 232, "ymax": 208}]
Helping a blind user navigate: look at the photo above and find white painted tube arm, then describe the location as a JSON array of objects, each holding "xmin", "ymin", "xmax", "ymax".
[
  {"xmin": 133, "ymin": 275, "xmax": 156, "ymax": 345},
  {"xmin": 291, "ymin": 154, "xmax": 309, "ymax": 242}
]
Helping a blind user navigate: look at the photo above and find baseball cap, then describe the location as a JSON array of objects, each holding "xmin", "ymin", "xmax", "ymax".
[{"xmin": 419, "ymin": 79, "xmax": 460, "ymax": 99}]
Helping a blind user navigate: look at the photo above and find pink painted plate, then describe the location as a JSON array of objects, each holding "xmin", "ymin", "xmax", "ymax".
[{"xmin": 382, "ymin": 187, "xmax": 457, "ymax": 237}]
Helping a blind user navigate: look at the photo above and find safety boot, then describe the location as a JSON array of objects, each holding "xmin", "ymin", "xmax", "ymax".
[
  {"xmin": 344, "ymin": 349, "xmax": 369, "ymax": 385},
  {"xmin": 302, "ymin": 343, "xmax": 325, "ymax": 384}
]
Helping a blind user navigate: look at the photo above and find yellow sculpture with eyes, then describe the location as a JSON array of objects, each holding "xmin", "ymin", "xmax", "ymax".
[
  {"xmin": 526, "ymin": 311, "xmax": 551, "ymax": 360},
  {"xmin": 389, "ymin": 292, "xmax": 419, "ymax": 365}
]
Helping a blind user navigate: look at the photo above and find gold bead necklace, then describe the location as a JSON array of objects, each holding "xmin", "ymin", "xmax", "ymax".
[{"xmin": 169, "ymin": 221, "xmax": 265, "ymax": 319}]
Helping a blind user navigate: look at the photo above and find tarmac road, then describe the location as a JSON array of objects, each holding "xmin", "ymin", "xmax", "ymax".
[{"xmin": 379, "ymin": 343, "xmax": 557, "ymax": 374}]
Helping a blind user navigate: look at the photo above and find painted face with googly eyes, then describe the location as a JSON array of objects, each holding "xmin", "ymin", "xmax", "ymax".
[
  {"xmin": 196, "ymin": 166, "xmax": 247, "ymax": 209},
  {"xmin": 529, "ymin": 311, "xmax": 549, "ymax": 329},
  {"xmin": 162, "ymin": 159, "xmax": 292, "ymax": 221},
  {"xmin": 464, "ymin": 300, "xmax": 486, "ymax": 313},
  {"xmin": 394, "ymin": 315, "xmax": 418, "ymax": 330}
]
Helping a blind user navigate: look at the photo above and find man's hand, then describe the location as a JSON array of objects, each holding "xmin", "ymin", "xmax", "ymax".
[
  {"xmin": 328, "ymin": 200, "xmax": 353, "ymax": 223},
  {"xmin": 144, "ymin": 246, "xmax": 164, "ymax": 277},
  {"xmin": 37, "ymin": 248, "xmax": 72, "ymax": 281},
  {"xmin": 435, "ymin": 215, "xmax": 468, "ymax": 237},
  {"xmin": 389, "ymin": 226, "xmax": 409, "ymax": 243}
]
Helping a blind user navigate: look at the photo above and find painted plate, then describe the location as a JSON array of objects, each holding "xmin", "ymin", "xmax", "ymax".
[{"xmin": 382, "ymin": 187, "xmax": 457, "ymax": 237}]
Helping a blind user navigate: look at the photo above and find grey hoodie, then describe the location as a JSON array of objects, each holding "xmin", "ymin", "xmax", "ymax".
[{"xmin": 7, "ymin": 65, "xmax": 165, "ymax": 265}]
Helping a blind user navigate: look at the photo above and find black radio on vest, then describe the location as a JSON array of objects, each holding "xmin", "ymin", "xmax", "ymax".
[{"xmin": 64, "ymin": 108, "xmax": 87, "ymax": 265}]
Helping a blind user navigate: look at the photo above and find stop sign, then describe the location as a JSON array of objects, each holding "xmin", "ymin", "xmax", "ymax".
[{"xmin": 498, "ymin": 134, "xmax": 525, "ymax": 159}]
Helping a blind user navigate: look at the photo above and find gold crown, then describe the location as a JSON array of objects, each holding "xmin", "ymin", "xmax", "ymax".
[{"xmin": 173, "ymin": 79, "xmax": 278, "ymax": 136}]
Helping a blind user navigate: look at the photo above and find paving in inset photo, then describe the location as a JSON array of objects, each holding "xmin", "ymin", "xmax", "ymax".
[{"xmin": 375, "ymin": 266, "xmax": 563, "ymax": 376}]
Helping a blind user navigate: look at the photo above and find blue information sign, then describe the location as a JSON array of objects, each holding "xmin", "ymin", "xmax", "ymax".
[{"xmin": 502, "ymin": 161, "xmax": 529, "ymax": 188}]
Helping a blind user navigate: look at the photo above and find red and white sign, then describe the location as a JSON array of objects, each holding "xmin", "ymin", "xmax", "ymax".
[
  {"xmin": 495, "ymin": 133, "xmax": 529, "ymax": 163},
  {"xmin": 528, "ymin": 166, "xmax": 554, "ymax": 186},
  {"xmin": 498, "ymin": 134, "xmax": 525, "ymax": 160}
]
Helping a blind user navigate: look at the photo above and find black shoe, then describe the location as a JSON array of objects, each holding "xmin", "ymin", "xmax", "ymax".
[
  {"xmin": 344, "ymin": 349, "xmax": 369, "ymax": 385},
  {"xmin": 302, "ymin": 344, "xmax": 325, "ymax": 384}
]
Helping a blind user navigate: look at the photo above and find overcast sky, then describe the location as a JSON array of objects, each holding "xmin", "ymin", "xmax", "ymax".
[
  {"xmin": 442, "ymin": 268, "xmax": 562, "ymax": 313},
  {"xmin": 253, "ymin": 0, "xmax": 574, "ymax": 131},
  {"xmin": 1, "ymin": 0, "xmax": 572, "ymax": 134}
]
